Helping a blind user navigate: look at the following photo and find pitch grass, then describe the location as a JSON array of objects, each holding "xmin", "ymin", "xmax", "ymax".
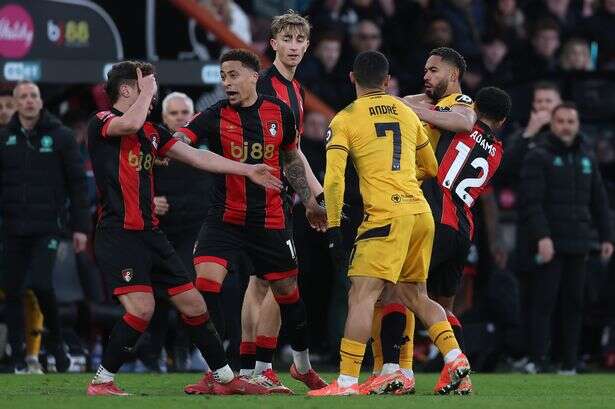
[{"xmin": 1, "ymin": 372, "xmax": 614, "ymax": 409}]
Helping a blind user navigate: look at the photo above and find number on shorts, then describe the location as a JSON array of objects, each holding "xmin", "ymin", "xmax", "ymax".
[{"xmin": 286, "ymin": 239, "xmax": 296, "ymax": 260}]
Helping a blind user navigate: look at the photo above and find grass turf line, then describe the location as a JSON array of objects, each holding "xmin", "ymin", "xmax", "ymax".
[{"xmin": 1, "ymin": 373, "xmax": 614, "ymax": 409}]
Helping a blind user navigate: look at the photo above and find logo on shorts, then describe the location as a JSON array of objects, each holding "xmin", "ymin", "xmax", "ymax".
[
  {"xmin": 267, "ymin": 121, "xmax": 278, "ymax": 137},
  {"xmin": 122, "ymin": 268, "xmax": 134, "ymax": 282}
]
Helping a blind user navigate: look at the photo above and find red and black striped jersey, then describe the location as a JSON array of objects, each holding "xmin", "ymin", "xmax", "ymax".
[
  {"xmin": 178, "ymin": 95, "xmax": 297, "ymax": 230},
  {"xmin": 88, "ymin": 109, "xmax": 178, "ymax": 230},
  {"xmin": 422, "ymin": 120, "xmax": 503, "ymax": 239},
  {"xmin": 257, "ymin": 65, "xmax": 304, "ymax": 136}
]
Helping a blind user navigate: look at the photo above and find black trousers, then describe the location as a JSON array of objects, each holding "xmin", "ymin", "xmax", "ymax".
[
  {"xmin": 529, "ymin": 253, "xmax": 587, "ymax": 369},
  {"xmin": 2, "ymin": 234, "xmax": 62, "ymax": 362}
]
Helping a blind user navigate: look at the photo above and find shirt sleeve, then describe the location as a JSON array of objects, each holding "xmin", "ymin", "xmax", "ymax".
[
  {"xmin": 156, "ymin": 124, "xmax": 179, "ymax": 157},
  {"xmin": 95, "ymin": 111, "xmax": 117, "ymax": 138},
  {"xmin": 177, "ymin": 111, "xmax": 208, "ymax": 145},
  {"xmin": 452, "ymin": 94, "xmax": 474, "ymax": 109},
  {"xmin": 324, "ymin": 115, "xmax": 350, "ymax": 228},
  {"xmin": 280, "ymin": 103, "xmax": 298, "ymax": 151}
]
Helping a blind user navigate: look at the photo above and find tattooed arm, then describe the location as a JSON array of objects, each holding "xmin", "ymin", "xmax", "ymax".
[
  {"xmin": 281, "ymin": 149, "xmax": 313, "ymax": 205},
  {"xmin": 281, "ymin": 148, "xmax": 327, "ymax": 231}
]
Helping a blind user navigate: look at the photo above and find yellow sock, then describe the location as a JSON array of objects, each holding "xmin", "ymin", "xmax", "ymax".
[
  {"xmin": 428, "ymin": 320, "xmax": 459, "ymax": 357},
  {"xmin": 371, "ymin": 305, "xmax": 383, "ymax": 374},
  {"xmin": 24, "ymin": 290, "xmax": 43, "ymax": 358},
  {"xmin": 400, "ymin": 308, "xmax": 414, "ymax": 370},
  {"xmin": 340, "ymin": 338, "xmax": 366, "ymax": 378}
]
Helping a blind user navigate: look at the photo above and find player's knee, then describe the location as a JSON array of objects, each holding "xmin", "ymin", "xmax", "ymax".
[
  {"xmin": 128, "ymin": 298, "xmax": 155, "ymax": 322},
  {"xmin": 174, "ymin": 290, "xmax": 207, "ymax": 317},
  {"xmin": 270, "ymin": 277, "xmax": 297, "ymax": 298}
]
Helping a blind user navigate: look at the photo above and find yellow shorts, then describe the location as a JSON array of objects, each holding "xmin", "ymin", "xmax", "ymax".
[{"xmin": 348, "ymin": 212, "xmax": 434, "ymax": 284}]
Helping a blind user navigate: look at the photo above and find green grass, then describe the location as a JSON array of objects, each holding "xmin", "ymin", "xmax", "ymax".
[{"xmin": 1, "ymin": 372, "xmax": 614, "ymax": 409}]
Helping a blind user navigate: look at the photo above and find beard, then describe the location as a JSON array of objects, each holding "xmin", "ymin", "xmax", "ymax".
[{"xmin": 426, "ymin": 79, "xmax": 449, "ymax": 102}]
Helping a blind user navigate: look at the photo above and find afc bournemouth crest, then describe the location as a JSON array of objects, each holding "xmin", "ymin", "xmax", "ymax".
[
  {"xmin": 267, "ymin": 121, "xmax": 279, "ymax": 137},
  {"xmin": 151, "ymin": 133, "xmax": 159, "ymax": 149},
  {"xmin": 122, "ymin": 268, "xmax": 134, "ymax": 282}
]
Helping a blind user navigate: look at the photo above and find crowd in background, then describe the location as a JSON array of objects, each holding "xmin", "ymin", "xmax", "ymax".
[{"xmin": 1, "ymin": 0, "xmax": 615, "ymax": 374}]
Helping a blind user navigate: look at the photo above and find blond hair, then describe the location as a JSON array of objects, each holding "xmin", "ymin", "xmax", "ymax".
[{"xmin": 271, "ymin": 10, "xmax": 311, "ymax": 39}]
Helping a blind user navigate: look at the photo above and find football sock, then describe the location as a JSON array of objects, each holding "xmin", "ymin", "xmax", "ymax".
[
  {"xmin": 381, "ymin": 363, "xmax": 400, "ymax": 375},
  {"xmin": 275, "ymin": 288, "xmax": 309, "ymax": 352},
  {"xmin": 239, "ymin": 341, "xmax": 256, "ymax": 377},
  {"xmin": 370, "ymin": 305, "xmax": 383, "ymax": 374},
  {"xmin": 401, "ymin": 368, "xmax": 414, "ymax": 378},
  {"xmin": 447, "ymin": 312, "xmax": 465, "ymax": 351},
  {"xmin": 196, "ymin": 277, "xmax": 225, "ymax": 339},
  {"xmin": 292, "ymin": 348, "xmax": 312, "ymax": 374},
  {"xmin": 100, "ymin": 313, "xmax": 149, "ymax": 374},
  {"xmin": 181, "ymin": 312, "xmax": 228, "ymax": 374},
  {"xmin": 340, "ymin": 337, "xmax": 366, "ymax": 379},
  {"xmin": 255, "ymin": 336, "xmax": 277, "ymax": 375},
  {"xmin": 381, "ymin": 303, "xmax": 406, "ymax": 368},
  {"xmin": 428, "ymin": 321, "xmax": 460, "ymax": 360},
  {"xmin": 400, "ymin": 308, "xmax": 415, "ymax": 371},
  {"xmin": 337, "ymin": 374, "xmax": 359, "ymax": 388}
]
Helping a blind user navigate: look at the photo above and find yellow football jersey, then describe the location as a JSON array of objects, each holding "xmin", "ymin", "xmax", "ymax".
[
  {"xmin": 324, "ymin": 91, "xmax": 435, "ymax": 228},
  {"xmin": 425, "ymin": 92, "xmax": 474, "ymax": 149}
]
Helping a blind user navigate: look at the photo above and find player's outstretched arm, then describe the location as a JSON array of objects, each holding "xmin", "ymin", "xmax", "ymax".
[
  {"xmin": 401, "ymin": 97, "xmax": 476, "ymax": 133},
  {"xmin": 281, "ymin": 148, "xmax": 327, "ymax": 231},
  {"xmin": 106, "ymin": 68, "xmax": 156, "ymax": 136},
  {"xmin": 166, "ymin": 140, "xmax": 283, "ymax": 191}
]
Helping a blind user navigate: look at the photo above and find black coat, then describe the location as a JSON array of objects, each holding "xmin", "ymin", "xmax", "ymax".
[
  {"xmin": 520, "ymin": 133, "xmax": 612, "ymax": 254},
  {"xmin": 0, "ymin": 111, "xmax": 91, "ymax": 236},
  {"xmin": 154, "ymin": 142, "xmax": 213, "ymax": 237}
]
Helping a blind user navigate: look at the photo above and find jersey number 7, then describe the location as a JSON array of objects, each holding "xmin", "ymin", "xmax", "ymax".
[{"xmin": 375, "ymin": 122, "xmax": 401, "ymax": 171}]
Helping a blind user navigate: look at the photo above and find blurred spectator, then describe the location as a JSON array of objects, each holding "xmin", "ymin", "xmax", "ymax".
[
  {"xmin": 519, "ymin": 102, "xmax": 613, "ymax": 374},
  {"xmin": 526, "ymin": 0, "xmax": 583, "ymax": 38},
  {"xmin": 560, "ymin": 37, "xmax": 594, "ymax": 71},
  {"xmin": 0, "ymin": 89, "xmax": 15, "ymax": 127},
  {"xmin": 405, "ymin": 16, "xmax": 455, "ymax": 92},
  {"xmin": 583, "ymin": 0, "xmax": 615, "ymax": 69},
  {"xmin": 299, "ymin": 111, "xmax": 327, "ymax": 179},
  {"xmin": 488, "ymin": 0, "xmax": 527, "ymax": 46},
  {"xmin": 307, "ymin": 0, "xmax": 359, "ymax": 32},
  {"xmin": 433, "ymin": 0, "xmax": 486, "ymax": 57},
  {"xmin": 189, "ymin": 0, "xmax": 252, "ymax": 60},
  {"xmin": 298, "ymin": 32, "xmax": 354, "ymax": 109},
  {"xmin": 349, "ymin": 19, "xmax": 382, "ymax": 54},
  {"xmin": 479, "ymin": 35, "xmax": 514, "ymax": 87},
  {"xmin": 514, "ymin": 18, "xmax": 561, "ymax": 81},
  {"xmin": 500, "ymin": 81, "xmax": 562, "ymax": 190},
  {"xmin": 0, "ymin": 81, "xmax": 90, "ymax": 373}
]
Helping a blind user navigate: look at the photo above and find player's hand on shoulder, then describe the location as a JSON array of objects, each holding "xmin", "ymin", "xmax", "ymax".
[{"xmin": 247, "ymin": 164, "xmax": 283, "ymax": 192}]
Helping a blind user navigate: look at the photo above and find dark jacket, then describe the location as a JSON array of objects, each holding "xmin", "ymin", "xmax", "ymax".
[
  {"xmin": 154, "ymin": 141, "xmax": 213, "ymax": 237},
  {"xmin": 0, "ymin": 110, "xmax": 91, "ymax": 236},
  {"xmin": 520, "ymin": 133, "xmax": 612, "ymax": 254}
]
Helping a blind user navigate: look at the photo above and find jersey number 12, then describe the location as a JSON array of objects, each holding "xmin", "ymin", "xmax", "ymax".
[{"xmin": 442, "ymin": 141, "xmax": 489, "ymax": 206}]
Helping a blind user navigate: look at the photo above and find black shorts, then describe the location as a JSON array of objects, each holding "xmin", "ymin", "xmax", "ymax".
[
  {"xmin": 193, "ymin": 222, "xmax": 298, "ymax": 281},
  {"xmin": 427, "ymin": 224, "xmax": 472, "ymax": 298},
  {"xmin": 95, "ymin": 228, "xmax": 193, "ymax": 299}
]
